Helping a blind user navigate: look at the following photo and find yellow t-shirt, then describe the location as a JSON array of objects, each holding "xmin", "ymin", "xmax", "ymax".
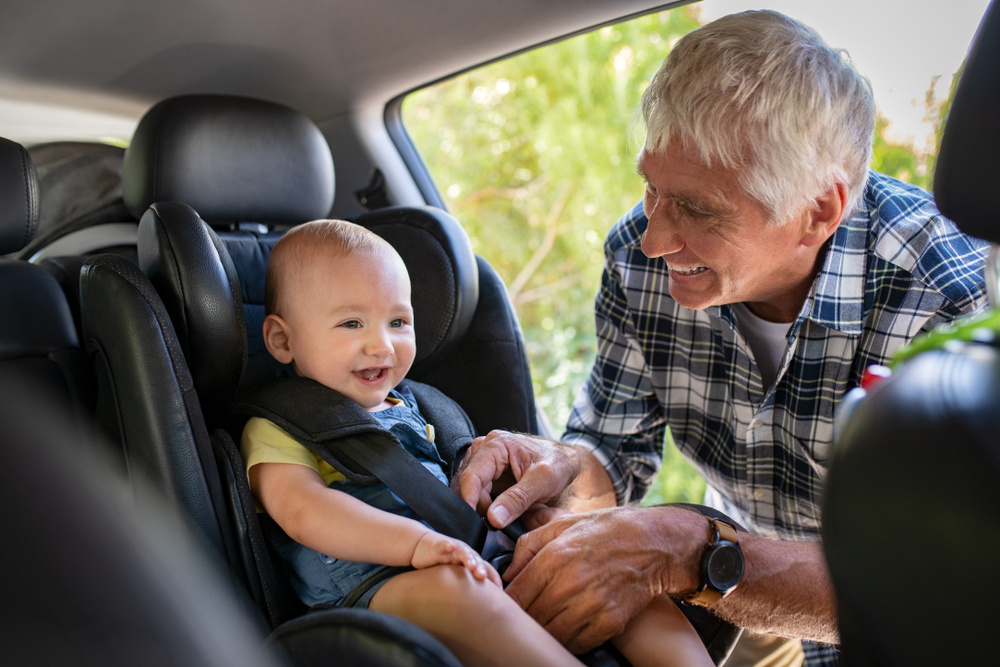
[{"xmin": 241, "ymin": 416, "xmax": 346, "ymax": 485}]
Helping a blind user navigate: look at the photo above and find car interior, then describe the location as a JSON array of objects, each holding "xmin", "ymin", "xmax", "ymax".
[{"xmin": 2, "ymin": 0, "xmax": 998, "ymax": 665}]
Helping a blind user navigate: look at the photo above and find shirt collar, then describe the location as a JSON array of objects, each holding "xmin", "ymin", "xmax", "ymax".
[
  {"xmin": 799, "ymin": 208, "xmax": 868, "ymax": 334},
  {"xmin": 704, "ymin": 209, "xmax": 869, "ymax": 335}
]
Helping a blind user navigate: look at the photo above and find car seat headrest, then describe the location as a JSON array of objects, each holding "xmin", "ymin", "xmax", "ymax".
[
  {"xmin": 0, "ymin": 137, "xmax": 40, "ymax": 255},
  {"xmin": 122, "ymin": 95, "xmax": 335, "ymax": 223},
  {"xmin": 934, "ymin": 0, "xmax": 1000, "ymax": 243}
]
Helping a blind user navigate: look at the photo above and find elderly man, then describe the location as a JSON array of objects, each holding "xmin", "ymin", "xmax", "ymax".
[{"xmin": 455, "ymin": 10, "xmax": 988, "ymax": 667}]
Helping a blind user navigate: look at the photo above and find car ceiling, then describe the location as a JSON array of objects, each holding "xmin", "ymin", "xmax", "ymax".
[{"xmin": 0, "ymin": 0, "xmax": 683, "ymax": 139}]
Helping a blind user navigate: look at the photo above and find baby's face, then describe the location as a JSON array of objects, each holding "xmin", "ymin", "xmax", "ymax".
[{"xmin": 281, "ymin": 250, "xmax": 415, "ymax": 411}]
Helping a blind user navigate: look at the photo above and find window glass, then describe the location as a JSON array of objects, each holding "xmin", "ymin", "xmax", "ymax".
[{"xmin": 401, "ymin": 1, "xmax": 988, "ymax": 504}]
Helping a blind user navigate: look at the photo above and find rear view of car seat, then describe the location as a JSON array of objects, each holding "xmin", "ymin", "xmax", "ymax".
[
  {"xmin": 1, "ymin": 382, "xmax": 284, "ymax": 667},
  {"xmin": 823, "ymin": 2, "xmax": 1000, "ymax": 665},
  {"xmin": 0, "ymin": 137, "xmax": 95, "ymax": 437}
]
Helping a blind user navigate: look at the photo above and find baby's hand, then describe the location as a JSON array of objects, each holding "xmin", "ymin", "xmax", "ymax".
[{"xmin": 411, "ymin": 532, "xmax": 503, "ymax": 588}]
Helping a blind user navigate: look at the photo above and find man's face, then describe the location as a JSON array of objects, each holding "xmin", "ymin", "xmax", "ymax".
[
  {"xmin": 637, "ymin": 140, "xmax": 825, "ymax": 323},
  {"xmin": 279, "ymin": 250, "xmax": 416, "ymax": 410}
]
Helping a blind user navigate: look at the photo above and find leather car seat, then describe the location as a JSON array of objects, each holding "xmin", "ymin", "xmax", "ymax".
[
  {"xmin": 1, "ymin": 382, "xmax": 284, "ymax": 667},
  {"xmin": 822, "ymin": 2, "xmax": 1000, "ymax": 664},
  {"xmin": 0, "ymin": 137, "xmax": 95, "ymax": 443}
]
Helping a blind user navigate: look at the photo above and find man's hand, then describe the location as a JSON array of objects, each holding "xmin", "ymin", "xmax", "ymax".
[
  {"xmin": 453, "ymin": 430, "xmax": 616, "ymax": 528},
  {"xmin": 453, "ymin": 430, "xmax": 584, "ymax": 527},
  {"xmin": 501, "ymin": 506, "xmax": 709, "ymax": 653}
]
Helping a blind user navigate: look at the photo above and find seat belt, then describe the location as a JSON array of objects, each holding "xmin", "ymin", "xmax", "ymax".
[{"xmin": 326, "ymin": 431, "xmax": 523, "ymax": 573}]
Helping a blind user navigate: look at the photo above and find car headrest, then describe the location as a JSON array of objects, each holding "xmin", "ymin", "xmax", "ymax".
[
  {"xmin": 933, "ymin": 0, "xmax": 1000, "ymax": 243},
  {"xmin": 823, "ymin": 346, "xmax": 1000, "ymax": 665},
  {"xmin": 0, "ymin": 137, "xmax": 40, "ymax": 255},
  {"xmin": 122, "ymin": 95, "xmax": 335, "ymax": 223}
]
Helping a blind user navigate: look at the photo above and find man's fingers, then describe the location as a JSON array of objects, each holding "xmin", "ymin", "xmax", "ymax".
[
  {"xmin": 501, "ymin": 524, "xmax": 546, "ymax": 583},
  {"xmin": 455, "ymin": 469, "xmax": 488, "ymax": 509},
  {"xmin": 487, "ymin": 462, "xmax": 564, "ymax": 527}
]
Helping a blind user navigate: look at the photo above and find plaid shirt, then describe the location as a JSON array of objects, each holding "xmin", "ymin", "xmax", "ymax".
[{"xmin": 564, "ymin": 171, "xmax": 988, "ymax": 540}]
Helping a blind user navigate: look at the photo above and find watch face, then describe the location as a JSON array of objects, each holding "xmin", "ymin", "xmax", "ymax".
[{"xmin": 707, "ymin": 543, "xmax": 745, "ymax": 590}]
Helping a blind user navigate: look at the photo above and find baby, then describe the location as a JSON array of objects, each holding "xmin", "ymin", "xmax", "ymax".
[{"xmin": 241, "ymin": 219, "xmax": 712, "ymax": 666}]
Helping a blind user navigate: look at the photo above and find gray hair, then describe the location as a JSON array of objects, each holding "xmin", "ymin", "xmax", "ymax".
[{"xmin": 638, "ymin": 10, "xmax": 875, "ymax": 224}]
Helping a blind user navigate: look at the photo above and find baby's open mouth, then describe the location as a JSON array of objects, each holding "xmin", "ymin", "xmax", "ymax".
[{"xmin": 357, "ymin": 368, "xmax": 386, "ymax": 381}]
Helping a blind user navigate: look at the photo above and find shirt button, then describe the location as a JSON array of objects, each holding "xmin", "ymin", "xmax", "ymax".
[{"xmin": 753, "ymin": 488, "xmax": 767, "ymax": 499}]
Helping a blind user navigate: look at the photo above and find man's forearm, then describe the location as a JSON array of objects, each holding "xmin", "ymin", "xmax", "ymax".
[{"xmin": 714, "ymin": 535, "xmax": 839, "ymax": 644}]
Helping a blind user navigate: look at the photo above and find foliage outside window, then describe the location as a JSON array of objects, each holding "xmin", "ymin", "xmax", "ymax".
[{"xmin": 402, "ymin": 5, "xmax": 953, "ymax": 505}]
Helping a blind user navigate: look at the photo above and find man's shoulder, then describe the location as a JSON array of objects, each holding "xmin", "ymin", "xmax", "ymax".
[
  {"xmin": 864, "ymin": 171, "xmax": 941, "ymax": 225},
  {"xmin": 863, "ymin": 171, "xmax": 988, "ymax": 306}
]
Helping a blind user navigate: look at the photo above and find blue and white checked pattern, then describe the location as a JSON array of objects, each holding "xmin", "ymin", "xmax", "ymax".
[{"xmin": 563, "ymin": 171, "xmax": 988, "ymax": 541}]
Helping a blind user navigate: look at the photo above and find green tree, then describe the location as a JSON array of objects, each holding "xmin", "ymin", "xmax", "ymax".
[{"xmin": 404, "ymin": 7, "xmax": 700, "ymax": 431}]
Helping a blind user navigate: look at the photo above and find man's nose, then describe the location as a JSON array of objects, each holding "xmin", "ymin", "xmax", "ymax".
[{"xmin": 641, "ymin": 212, "xmax": 684, "ymax": 258}]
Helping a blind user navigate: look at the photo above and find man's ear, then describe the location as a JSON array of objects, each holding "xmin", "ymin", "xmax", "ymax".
[
  {"xmin": 801, "ymin": 181, "xmax": 849, "ymax": 248},
  {"xmin": 262, "ymin": 314, "xmax": 294, "ymax": 365}
]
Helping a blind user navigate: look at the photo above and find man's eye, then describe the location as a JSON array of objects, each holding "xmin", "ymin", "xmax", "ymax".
[
  {"xmin": 681, "ymin": 204, "xmax": 709, "ymax": 220},
  {"xmin": 673, "ymin": 198, "xmax": 711, "ymax": 221}
]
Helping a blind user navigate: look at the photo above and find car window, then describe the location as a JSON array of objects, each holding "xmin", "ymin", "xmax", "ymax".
[{"xmin": 401, "ymin": 0, "xmax": 989, "ymax": 504}]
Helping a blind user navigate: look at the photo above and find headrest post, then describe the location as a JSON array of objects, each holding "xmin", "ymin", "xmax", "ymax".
[{"xmin": 987, "ymin": 245, "xmax": 1000, "ymax": 308}]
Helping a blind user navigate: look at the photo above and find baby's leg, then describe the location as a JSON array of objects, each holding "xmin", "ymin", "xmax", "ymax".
[
  {"xmin": 611, "ymin": 594, "xmax": 714, "ymax": 667},
  {"xmin": 370, "ymin": 564, "xmax": 583, "ymax": 667}
]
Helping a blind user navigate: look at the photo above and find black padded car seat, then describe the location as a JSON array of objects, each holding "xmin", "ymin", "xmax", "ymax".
[
  {"xmin": 822, "ymin": 2, "xmax": 1000, "ymax": 665},
  {"xmin": 1, "ymin": 382, "xmax": 284, "ymax": 667},
  {"xmin": 116, "ymin": 94, "xmax": 538, "ymax": 624},
  {"xmin": 0, "ymin": 137, "xmax": 94, "ymax": 437},
  {"xmin": 78, "ymin": 95, "xmax": 519, "ymax": 666}
]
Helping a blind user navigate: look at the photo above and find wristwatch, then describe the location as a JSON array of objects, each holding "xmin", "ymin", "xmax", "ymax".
[{"xmin": 683, "ymin": 516, "xmax": 744, "ymax": 607}]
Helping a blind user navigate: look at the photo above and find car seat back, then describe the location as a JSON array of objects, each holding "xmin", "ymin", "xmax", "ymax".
[
  {"xmin": 1, "ymin": 382, "xmax": 284, "ymax": 667},
  {"xmin": 823, "ymin": 2, "xmax": 1000, "ymax": 664},
  {"xmin": 0, "ymin": 137, "xmax": 95, "ymax": 439}
]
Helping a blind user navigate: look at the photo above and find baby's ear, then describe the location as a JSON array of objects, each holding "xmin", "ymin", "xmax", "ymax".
[{"xmin": 262, "ymin": 314, "xmax": 294, "ymax": 364}]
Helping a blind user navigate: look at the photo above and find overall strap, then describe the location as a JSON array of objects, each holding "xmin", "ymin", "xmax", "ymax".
[{"xmin": 403, "ymin": 380, "xmax": 475, "ymax": 476}]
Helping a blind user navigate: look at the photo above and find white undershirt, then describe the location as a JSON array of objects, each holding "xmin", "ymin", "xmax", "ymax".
[{"xmin": 732, "ymin": 302, "xmax": 792, "ymax": 390}]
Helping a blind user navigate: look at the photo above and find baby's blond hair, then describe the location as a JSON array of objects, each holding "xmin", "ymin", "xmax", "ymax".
[{"xmin": 265, "ymin": 219, "xmax": 401, "ymax": 317}]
